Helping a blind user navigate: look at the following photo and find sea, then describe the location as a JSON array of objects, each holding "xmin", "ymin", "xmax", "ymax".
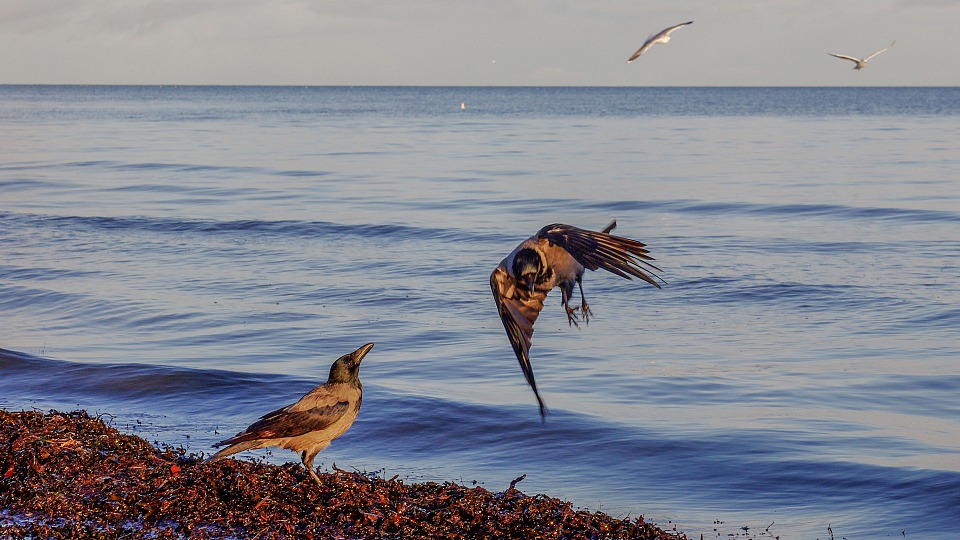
[{"xmin": 1, "ymin": 85, "xmax": 958, "ymax": 539}]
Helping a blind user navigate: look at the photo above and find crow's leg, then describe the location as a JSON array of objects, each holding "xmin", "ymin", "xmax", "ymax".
[
  {"xmin": 577, "ymin": 276, "xmax": 592, "ymax": 324},
  {"xmin": 560, "ymin": 281, "xmax": 579, "ymax": 327},
  {"xmin": 302, "ymin": 449, "xmax": 323, "ymax": 486}
]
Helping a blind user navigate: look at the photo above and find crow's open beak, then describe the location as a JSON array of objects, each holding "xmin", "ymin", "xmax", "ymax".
[{"xmin": 352, "ymin": 342, "xmax": 375, "ymax": 363}]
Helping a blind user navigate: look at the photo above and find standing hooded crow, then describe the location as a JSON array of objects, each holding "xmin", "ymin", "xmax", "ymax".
[{"xmin": 206, "ymin": 343, "xmax": 374, "ymax": 485}]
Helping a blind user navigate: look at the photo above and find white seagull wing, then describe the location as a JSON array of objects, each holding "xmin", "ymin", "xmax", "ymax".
[
  {"xmin": 863, "ymin": 41, "xmax": 895, "ymax": 62},
  {"xmin": 661, "ymin": 20, "xmax": 694, "ymax": 37},
  {"xmin": 627, "ymin": 38, "xmax": 658, "ymax": 62},
  {"xmin": 828, "ymin": 53, "xmax": 862, "ymax": 63}
]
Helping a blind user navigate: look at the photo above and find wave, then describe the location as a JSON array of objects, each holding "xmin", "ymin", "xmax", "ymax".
[
  {"xmin": 0, "ymin": 348, "xmax": 298, "ymax": 413},
  {"xmin": 590, "ymin": 199, "xmax": 960, "ymax": 224},
  {"xmin": 5, "ymin": 192, "xmax": 956, "ymax": 255},
  {"xmin": 463, "ymin": 197, "xmax": 960, "ymax": 225},
  {"xmin": 1, "ymin": 159, "xmax": 334, "ymax": 181},
  {"xmin": 3, "ymin": 347, "xmax": 960, "ymax": 538},
  {"xmin": 0, "ymin": 210, "xmax": 474, "ymax": 243}
]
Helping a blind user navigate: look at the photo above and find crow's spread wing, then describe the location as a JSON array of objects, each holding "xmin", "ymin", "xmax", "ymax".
[
  {"xmin": 490, "ymin": 265, "xmax": 548, "ymax": 419},
  {"xmin": 536, "ymin": 224, "xmax": 664, "ymax": 288}
]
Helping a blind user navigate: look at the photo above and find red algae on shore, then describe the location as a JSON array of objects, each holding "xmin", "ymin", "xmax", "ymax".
[{"xmin": 1, "ymin": 409, "xmax": 684, "ymax": 539}]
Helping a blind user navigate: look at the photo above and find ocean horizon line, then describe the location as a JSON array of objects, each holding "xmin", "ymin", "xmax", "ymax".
[{"xmin": 1, "ymin": 83, "xmax": 958, "ymax": 89}]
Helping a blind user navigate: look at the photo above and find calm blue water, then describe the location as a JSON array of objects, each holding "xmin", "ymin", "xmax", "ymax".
[{"xmin": 2, "ymin": 86, "xmax": 959, "ymax": 539}]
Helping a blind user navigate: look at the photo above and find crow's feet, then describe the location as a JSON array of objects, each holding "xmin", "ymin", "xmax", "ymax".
[{"xmin": 581, "ymin": 300, "xmax": 593, "ymax": 324}]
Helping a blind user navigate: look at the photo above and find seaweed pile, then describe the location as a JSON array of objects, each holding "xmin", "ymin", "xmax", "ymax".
[{"xmin": 1, "ymin": 410, "xmax": 684, "ymax": 539}]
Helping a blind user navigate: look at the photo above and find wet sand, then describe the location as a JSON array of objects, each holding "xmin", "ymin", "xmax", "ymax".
[{"xmin": 1, "ymin": 409, "xmax": 684, "ymax": 539}]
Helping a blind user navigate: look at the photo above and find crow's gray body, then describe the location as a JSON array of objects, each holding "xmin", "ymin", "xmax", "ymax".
[{"xmin": 206, "ymin": 343, "xmax": 373, "ymax": 485}]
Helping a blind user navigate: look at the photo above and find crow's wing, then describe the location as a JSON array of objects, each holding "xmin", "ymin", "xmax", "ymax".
[
  {"xmin": 536, "ymin": 224, "xmax": 664, "ymax": 288},
  {"xmin": 490, "ymin": 265, "xmax": 548, "ymax": 419},
  {"xmin": 215, "ymin": 390, "xmax": 350, "ymax": 446}
]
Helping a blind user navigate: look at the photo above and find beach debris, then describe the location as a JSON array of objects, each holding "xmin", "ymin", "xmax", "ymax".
[{"xmin": 0, "ymin": 409, "xmax": 684, "ymax": 539}]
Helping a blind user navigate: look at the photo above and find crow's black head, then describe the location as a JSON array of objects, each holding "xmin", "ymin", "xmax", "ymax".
[
  {"xmin": 328, "ymin": 343, "xmax": 374, "ymax": 386},
  {"xmin": 512, "ymin": 248, "xmax": 542, "ymax": 292}
]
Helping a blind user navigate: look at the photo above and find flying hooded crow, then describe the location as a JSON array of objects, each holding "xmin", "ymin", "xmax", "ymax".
[{"xmin": 490, "ymin": 222, "xmax": 663, "ymax": 420}]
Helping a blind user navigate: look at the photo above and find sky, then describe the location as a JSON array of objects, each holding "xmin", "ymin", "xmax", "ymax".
[{"xmin": 1, "ymin": 0, "xmax": 958, "ymax": 86}]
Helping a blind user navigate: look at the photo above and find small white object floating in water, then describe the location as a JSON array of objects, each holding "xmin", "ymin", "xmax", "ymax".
[
  {"xmin": 828, "ymin": 41, "xmax": 896, "ymax": 70},
  {"xmin": 460, "ymin": 102, "xmax": 466, "ymax": 110}
]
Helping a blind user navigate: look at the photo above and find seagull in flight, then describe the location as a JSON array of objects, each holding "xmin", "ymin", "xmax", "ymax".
[
  {"xmin": 626, "ymin": 21, "xmax": 694, "ymax": 63},
  {"xmin": 490, "ymin": 221, "xmax": 664, "ymax": 420},
  {"xmin": 828, "ymin": 41, "xmax": 896, "ymax": 70}
]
